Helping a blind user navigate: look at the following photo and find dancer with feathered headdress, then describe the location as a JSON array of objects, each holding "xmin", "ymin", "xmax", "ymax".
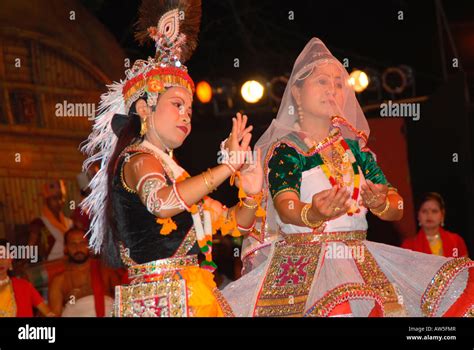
[{"xmin": 81, "ymin": 0, "xmax": 264, "ymax": 317}]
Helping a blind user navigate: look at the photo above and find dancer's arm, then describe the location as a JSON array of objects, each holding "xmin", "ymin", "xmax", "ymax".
[
  {"xmin": 230, "ymin": 200, "xmax": 258, "ymax": 234},
  {"xmin": 125, "ymin": 155, "xmax": 236, "ymax": 218}
]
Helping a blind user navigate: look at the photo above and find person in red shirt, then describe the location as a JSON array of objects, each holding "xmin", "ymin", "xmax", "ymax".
[
  {"xmin": 402, "ymin": 192, "xmax": 469, "ymax": 258},
  {"xmin": 0, "ymin": 239, "xmax": 55, "ymax": 317}
]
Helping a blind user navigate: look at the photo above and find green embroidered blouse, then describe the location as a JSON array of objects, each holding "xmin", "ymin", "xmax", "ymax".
[{"xmin": 267, "ymin": 134, "xmax": 391, "ymax": 199}]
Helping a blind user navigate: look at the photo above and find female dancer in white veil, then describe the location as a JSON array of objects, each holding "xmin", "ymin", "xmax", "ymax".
[{"xmin": 222, "ymin": 38, "xmax": 474, "ymax": 317}]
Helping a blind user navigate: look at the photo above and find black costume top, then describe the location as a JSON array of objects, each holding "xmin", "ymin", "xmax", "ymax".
[{"xmin": 111, "ymin": 148, "xmax": 199, "ymax": 264}]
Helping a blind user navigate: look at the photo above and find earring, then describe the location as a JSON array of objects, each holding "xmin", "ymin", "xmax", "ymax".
[
  {"xmin": 441, "ymin": 222, "xmax": 445, "ymax": 227},
  {"xmin": 8, "ymin": 264, "xmax": 13, "ymax": 271},
  {"xmin": 297, "ymin": 105, "xmax": 304, "ymax": 123},
  {"xmin": 140, "ymin": 116, "xmax": 148, "ymax": 137}
]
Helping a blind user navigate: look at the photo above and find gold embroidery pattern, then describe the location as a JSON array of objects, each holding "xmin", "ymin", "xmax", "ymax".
[
  {"xmin": 119, "ymin": 241, "xmax": 137, "ymax": 267},
  {"xmin": 213, "ymin": 288, "xmax": 235, "ymax": 317},
  {"xmin": 115, "ymin": 253, "xmax": 198, "ymax": 317},
  {"xmin": 304, "ymin": 283, "xmax": 385, "ymax": 317},
  {"xmin": 345, "ymin": 241, "xmax": 406, "ymax": 316},
  {"xmin": 119, "ymin": 143, "xmax": 175, "ymax": 194},
  {"xmin": 464, "ymin": 308, "xmax": 474, "ymax": 317},
  {"xmin": 126, "ymin": 144, "xmax": 176, "ymax": 179},
  {"xmin": 127, "ymin": 255, "xmax": 199, "ymax": 280},
  {"xmin": 173, "ymin": 227, "xmax": 197, "ymax": 257},
  {"xmin": 253, "ymin": 241, "xmax": 322, "ymax": 317},
  {"xmin": 282, "ymin": 230, "xmax": 367, "ymax": 245},
  {"xmin": 114, "ymin": 278, "xmax": 188, "ymax": 317},
  {"xmin": 421, "ymin": 257, "xmax": 474, "ymax": 317},
  {"xmin": 271, "ymin": 187, "xmax": 300, "ymax": 200},
  {"xmin": 120, "ymin": 152, "xmax": 138, "ymax": 193}
]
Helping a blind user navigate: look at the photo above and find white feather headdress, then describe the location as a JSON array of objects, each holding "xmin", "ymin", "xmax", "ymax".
[{"xmin": 80, "ymin": 0, "xmax": 201, "ymax": 253}]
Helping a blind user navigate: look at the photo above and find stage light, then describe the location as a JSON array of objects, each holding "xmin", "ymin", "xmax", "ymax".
[
  {"xmin": 241, "ymin": 80, "xmax": 264, "ymax": 103},
  {"xmin": 382, "ymin": 66, "xmax": 413, "ymax": 95},
  {"xmin": 196, "ymin": 81, "xmax": 213, "ymax": 103},
  {"xmin": 348, "ymin": 70, "xmax": 369, "ymax": 93},
  {"xmin": 269, "ymin": 76, "xmax": 289, "ymax": 103}
]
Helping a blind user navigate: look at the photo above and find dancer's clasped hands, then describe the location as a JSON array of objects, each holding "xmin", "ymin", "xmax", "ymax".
[{"xmin": 310, "ymin": 186, "xmax": 351, "ymax": 220}]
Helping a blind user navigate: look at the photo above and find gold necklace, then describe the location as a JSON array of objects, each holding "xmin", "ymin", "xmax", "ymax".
[
  {"xmin": 320, "ymin": 142, "xmax": 354, "ymax": 187},
  {"xmin": 426, "ymin": 233, "xmax": 441, "ymax": 241}
]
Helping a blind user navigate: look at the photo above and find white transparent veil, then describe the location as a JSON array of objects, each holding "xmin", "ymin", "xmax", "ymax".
[{"xmin": 252, "ymin": 37, "xmax": 372, "ymax": 244}]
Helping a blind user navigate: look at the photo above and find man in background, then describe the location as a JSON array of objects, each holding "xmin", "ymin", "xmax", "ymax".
[
  {"xmin": 48, "ymin": 228, "xmax": 119, "ymax": 317},
  {"xmin": 28, "ymin": 180, "xmax": 73, "ymax": 262}
]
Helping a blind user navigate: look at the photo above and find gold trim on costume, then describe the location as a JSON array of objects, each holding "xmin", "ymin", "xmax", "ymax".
[
  {"xmin": 345, "ymin": 241, "xmax": 406, "ymax": 316},
  {"xmin": 271, "ymin": 188, "xmax": 300, "ymax": 200},
  {"xmin": 119, "ymin": 242, "xmax": 137, "ymax": 267},
  {"xmin": 282, "ymin": 230, "xmax": 367, "ymax": 245},
  {"xmin": 253, "ymin": 241, "xmax": 322, "ymax": 317},
  {"xmin": 465, "ymin": 308, "xmax": 474, "ymax": 317},
  {"xmin": 128, "ymin": 255, "xmax": 199, "ymax": 280},
  {"xmin": 115, "ymin": 278, "xmax": 188, "ymax": 317},
  {"xmin": 212, "ymin": 288, "xmax": 235, "ymax": 317},
  {"xmin": 119, "ymin": 149, "xmax": 146, "ymax": 194},
  {"xmin": 173, "ymin": 227, "xmax": 197, "ymax": 257},
  {"xmin": 421, "ymin": 257, "xmax": 474, "ymax": 317},
  {"xmin": 304, "ymin": 283, "xmax": 385, "ymax": 317},
  {"xmin": 118, "ymin": 143, "xmax": 175, "ymax": 194}
]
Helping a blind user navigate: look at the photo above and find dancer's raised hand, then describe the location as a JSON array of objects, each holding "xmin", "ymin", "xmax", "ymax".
[{"xmin": 224, "ymin": 112, "xmax": 253, "ymax": 170}]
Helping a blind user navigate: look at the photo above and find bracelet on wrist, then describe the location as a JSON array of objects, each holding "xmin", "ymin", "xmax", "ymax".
[
  {"xmin": 240, "ymin": 199, "xmax": 258, "ymax": 210},
  {"xmin": 237, "ymin": 219, "xmax": 256, "ymax": 232},
  {"xmin": 223, "ymin": 162, "xmax": 237, "ymax": 174},
  {"xmin": 370, "ymin": 197, "xmax": 390, "ymax": 216},
  {"xmin": 301, "ymin": 203, "xmax": 325, "ymax": 229}
]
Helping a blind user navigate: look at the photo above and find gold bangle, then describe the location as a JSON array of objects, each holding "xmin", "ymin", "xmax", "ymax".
[
  {"xmin": 370, "ymin": 197, "xmax": 390, "ymax": 217},
  {"xmin": 301, "ymin": 204, "xmax": 324, "ymax": 228},
  {"xmin": 223, "ymin": 162, "xmax": 237, "ymax": 174},
  {"xmin": 201, "ymin": 172, "xmax": 214, "ymax": 192},
  {"xmin": 240, "ymin": 198, "xmax": 258, "ymax": 210},
  {"xmin": 206, "ymin": 168, "xmax": 218, "ymax": 192}
]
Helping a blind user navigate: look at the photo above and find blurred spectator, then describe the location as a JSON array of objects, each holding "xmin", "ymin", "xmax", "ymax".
[
  {"xmin": 48, "ymin": 228, "xmax": 119, "ymax": 317},
  {"xmin": 402, "ymin": 192, "xmax": 468, "ymax": 258},
  {"xmin": 0, "ymin": 239, "xmax": 55, "ymax": 317},
  {"xmin": 28, "ymin": 180, "xmax": 73, "ymax": 262},
  {"xmin": 71, "ymin": 167, "xmax": 98, "ymax": 232}
]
